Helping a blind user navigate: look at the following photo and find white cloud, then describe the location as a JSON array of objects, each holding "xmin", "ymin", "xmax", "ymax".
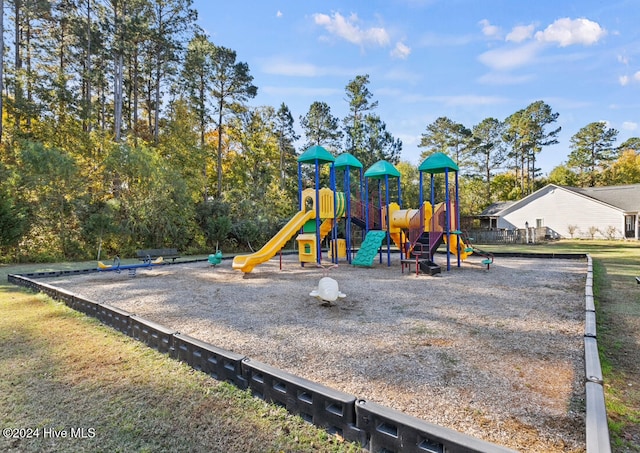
[
  {"xmin": 402, "ymin": 93, "xmax": 507, "ymax": 106},
  {"xmin": 477, "ymin": 72, "xmax": 534, "ymax": 85},
  {"xmin": 262, "ymin": 85, "xmax": 343, "ymax": 98},
  {"xmin": 634, "ymin": 71, "xmax": 640, "ymax": 81},
  {"xmin": 261, "ymin": 58, "xmax": 361, "ymax": 77},
  {"xmin": 313, "ymin": 12, "xmax": 390, "ymax": 47},
  {"xmin": 617, "ymin": 54, "xmax": 629, "ymax": 65},
  {"xmin": 382, "ymin": 69, "xmax": 422, "ymax": 84},
  {"xmin": 391, "ymin": 41, "xmax": 411, "ymax": 59},
  {"xmin": 622, "ymin": 121, "xmax": 638, "ymax": 131},
  {"xmin": 619, "ymin": 75, "xmax": 630, "ymax": 86},
  {"xmin": 419, "ymin": 31, "xmax": 475, "ymax": 47},
  {"xmin": 478, "ymin": 41, "xmax": 542, "ymax": 71},
  {"xmin": 479, "ymin": 19, "xmax": 501, "ymax": 38},
  {"xmin": 534, "ymin": 18, "xmax": 606, "ymax": 47},
  {"xmin": 432, "ymin": 94, "xmax": 507, "ymax": 106},
  {"xmin": 262, "ymin": 60, "xmax": 321, "ymax": 77},
  {"xmin": 506, "ymin": 24, "xmax": 536, "ymax": 43}
]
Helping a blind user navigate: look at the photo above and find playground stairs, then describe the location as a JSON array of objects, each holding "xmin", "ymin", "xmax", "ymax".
[
  {"xmin": 415, "ymin": 231, "xmax": 444, "ymax": 260},
  {"xmin": 419, "ymin": 259, "xmax": 442, "ymax": 276},
  {"xmin": 410, "ymin": 238, "xmax": 442, "ymax": 276},
  {"xmin": 352, "ymin": 230, "xmax": 387, "ymax": 267}
]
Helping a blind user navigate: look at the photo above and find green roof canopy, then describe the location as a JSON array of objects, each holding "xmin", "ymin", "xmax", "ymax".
[
  {"xmin": 334, "ymin": 153, "xmax": 363, "ymax": 169},
  {"xmin": 364, "ymin": 160, "xmax": 401, "ymax": 179},
  {"xmin": 297, "ymin": 145, "xmax": 335, "ymax": 164},
  {"xmin": 418, "ymin": 152, "xmax": 459, "ymax": 174}
]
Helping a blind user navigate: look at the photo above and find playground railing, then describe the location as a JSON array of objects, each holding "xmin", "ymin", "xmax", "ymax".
[
  {"xmin": 351, "ymin": 199, "xmax": 381, "ymax": 230},
  {"xmin": 406, "ymin": 205, "xmax": 424, "ymax": 253}
]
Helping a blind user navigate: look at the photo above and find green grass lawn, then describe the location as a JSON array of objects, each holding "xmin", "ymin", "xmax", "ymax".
[
  {"xmin": 475, "ymin": 240, "xmax": 640, "ymax": 452},
  {"xmin": 0, "ymin": 267, "xmax": 363, "ymax": 453},
  {"xmin": 2, "ymin": 240, "xmax": 639, "ymax": 452}
]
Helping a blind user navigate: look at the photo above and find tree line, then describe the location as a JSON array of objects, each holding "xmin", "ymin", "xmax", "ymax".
[{"xmin": 1, "ymin": 1, "xmax": 638, "ymax": 262}]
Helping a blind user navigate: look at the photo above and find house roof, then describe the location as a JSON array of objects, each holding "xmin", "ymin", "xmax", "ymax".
[
  {"xmin": 487, "ymin": 183, "xmax": 640, "ymax": 216},
  {"xmin": 562, "ymin": 184, "xmax": 640, "ymax": 212},
  {"xmin": 479, "ymin": 201, "xmax": 516, "ymax": 216}
]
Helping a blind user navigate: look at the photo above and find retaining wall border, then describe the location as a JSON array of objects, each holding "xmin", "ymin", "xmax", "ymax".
[{"xmin": 7, "ymin": 252, "xmax": 610, "ymax": 452}]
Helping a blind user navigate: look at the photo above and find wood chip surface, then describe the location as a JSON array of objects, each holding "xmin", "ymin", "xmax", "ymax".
[{"xmin": 47, "ymin": 254, "xmax": 587, "ymax": 452}]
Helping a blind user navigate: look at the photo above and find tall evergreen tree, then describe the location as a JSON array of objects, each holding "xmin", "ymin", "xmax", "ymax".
[
  {"xmin": 299, "ymin": 101, "xmax": 342, "ymax": 152},
  {"xmin": 142, "ymin": 0, "xmax": 197, "ymax": 143},
  {"xmin": 344, "ymin": 74, "xmax": 378, "ymax": 156},
  {"xmin": 274, "ymin": 103, "xmax": 299, "ymax": 190},
  {"xmin": 504, "ymin": 101, "xmax": 560, "ymax": 194},
  {"xmin": 469, "ymin": 117, "xmax": 506, "ymax": 201},
  {"xmin": 209, "ymin": 45, "xmax": 257, "ymax": 197},
  {"xmin": 0, "ymin": 0, "xmax": 4, "ymax": 143},
  {"xmin": 359, "ymin": 114, "xmax": 402, "ymax": 168},
  {"xmin": 567, "ymin": 121, "xmax": 618, "ymax": 187},
  {"xmin": 617, "ymin": 137, "xmax": 640, "ymax": 154},
  {"xmin": 181, "ymin": 33, "xmax": 216, "ymax": 199},
  {"xmin": 418, "ymin": 116, "xmax": 471, "ymax": 169}
]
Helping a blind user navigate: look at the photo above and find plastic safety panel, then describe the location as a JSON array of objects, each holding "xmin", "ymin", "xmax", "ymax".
[
  {"xmin": 585, "ymin": 382, "xmax": 612, "ymax": 453},
  {"xmin": 584, "ymin": 337, "xmax": 603, "ymax": 384},
  {"xmin": 355, "ymin": 400, "xmax": 518, "ymax": 453},
  {"xmin": 585, "ymin": 311, "xmax": 597, "ymax": 338},
  {"xmin": 173, "ymin": 333, "xmax": 247, "ymax": 389},
  {"xmin": 129, "ymin": 315, "xmax": 176, "ymax": 354},
  {"xmin": 97, "ymin": 304, "xmax": 131, "ymax": 334},
  {"xmin": 73, "ymin": 296, "xmax": 100, "ymax": 317},
  {"xmin": 241, "ymin": 358, "xmax": 362, "ymax": 442}
]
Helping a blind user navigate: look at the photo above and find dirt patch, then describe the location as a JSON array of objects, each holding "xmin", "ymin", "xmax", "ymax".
[{"xmin": 46, "ymin": 254, "xmax": 587, "ymax": 452}]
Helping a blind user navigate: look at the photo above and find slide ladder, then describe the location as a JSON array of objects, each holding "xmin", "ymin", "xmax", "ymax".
[{"xmin": 352, "ymin": 230, "xmax": 387, "ymax": 267}]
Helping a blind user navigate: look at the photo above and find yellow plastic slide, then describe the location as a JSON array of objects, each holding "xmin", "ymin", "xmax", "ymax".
[
  {"xmin": 319, "ymin": 218, "xmax": 334, "ymax": 240},
  {"xmin": 444, "ymin": 234, "xmax": 472, "ymax": 260},
  {"xmin": 232, "ymin": 210, "xmax": 315, "ymax": 273}
]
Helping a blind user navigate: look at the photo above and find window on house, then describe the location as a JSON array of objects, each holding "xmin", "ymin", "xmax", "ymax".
[
  {"xmin": 625, "ymin": 215, "xmax": 635, "ymax": 231},
  {"xmin": 536, "ymin": 219, "xmax": 544, "ymax": 228}
]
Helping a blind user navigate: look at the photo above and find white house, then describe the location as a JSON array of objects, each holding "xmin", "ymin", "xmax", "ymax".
[{"xmin": 480, "ymin": 184, "xmax": 640, "ymax": 240}]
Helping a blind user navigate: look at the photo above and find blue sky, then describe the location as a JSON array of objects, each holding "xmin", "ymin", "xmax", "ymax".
[{"xmin": 191, "ymin": 0, "xmax": 640, "ymax": 175}]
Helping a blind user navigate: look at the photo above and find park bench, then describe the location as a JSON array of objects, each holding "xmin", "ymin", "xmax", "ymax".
[{"xmin": 136, "ymin": 248, "xmax": 180, "ymax": 263}]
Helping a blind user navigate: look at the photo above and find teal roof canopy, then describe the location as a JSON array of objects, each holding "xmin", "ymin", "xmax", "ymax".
[
  {"xmin": 334, "ymin": 153, "xmax": 363, "ymax": 169},
  {"xmin": 297, "ymin": 145, "xmax": 335, "ymax": 164},
  {"xmin": 364, "ymin": 160, "xmax": 401, "ymax": 179},
  {"xmin": 418, "ymin": 152, "xmax": 459, "ymax": 174}
]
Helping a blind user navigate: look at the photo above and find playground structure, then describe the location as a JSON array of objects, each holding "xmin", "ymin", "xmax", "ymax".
[
  {"xmin": 208, "ymin": 250, "xmax": 223, "ymax": 266},
  {"xmin": 97, "ymin": 255, "xmax": 164, "ymax": 276},
  {"xmin": 232, "ymin": 146, "xmax": 485, "ymax": 274}
]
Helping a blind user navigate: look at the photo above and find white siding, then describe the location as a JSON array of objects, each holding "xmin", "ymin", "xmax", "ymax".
[{"xmin": 498, "ymin": 187, "xmax": 625, "ymax": 239}]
